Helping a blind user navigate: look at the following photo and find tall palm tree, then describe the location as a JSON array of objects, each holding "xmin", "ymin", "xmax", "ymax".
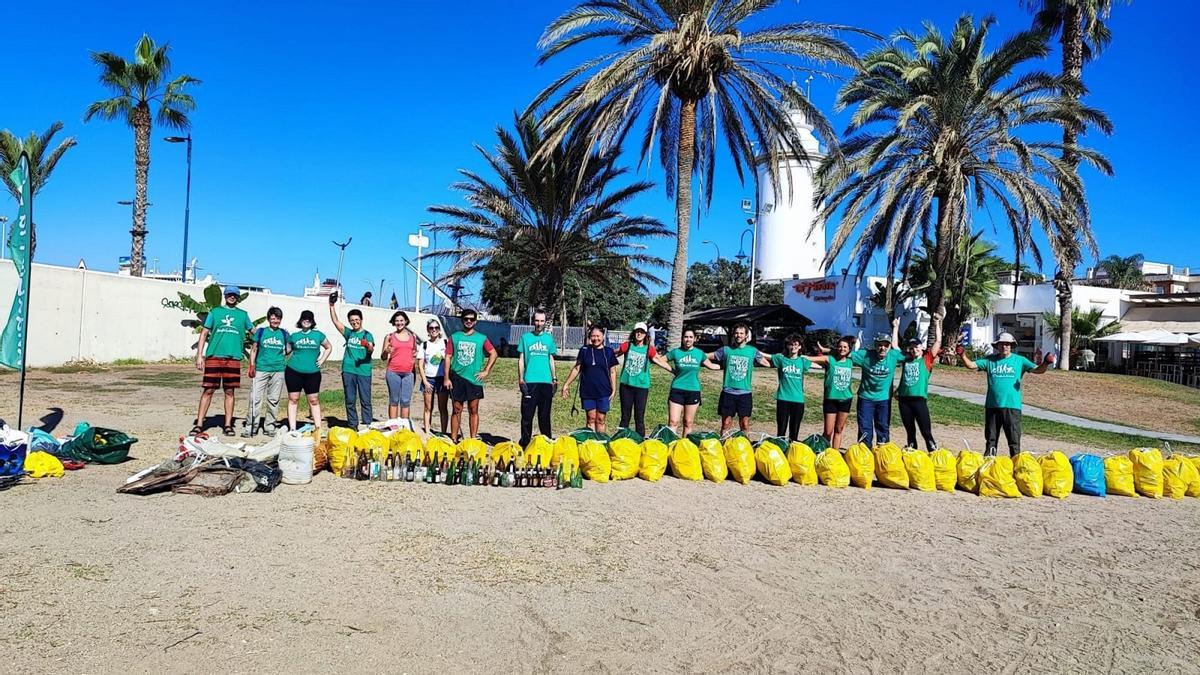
[
  {"xmin": 84, "ymin": 34, "xmax": 199, "ymax": 277},
  {"xmin": 529, "ymin": 0, "xmax": 868, "ymax": 342},
  {"xmin": 1024, "ymin": 0, "xmax": 1127, "ymax": 371},
  {"xmin": 1096, "ymin": 252, "xmax": 1148, "ymax": 290},
  {"xmin": 426, "ymin": 114, "xmax": 671, "ymax": 330},
  {"xmin": 816, "ymin": 15, "xmax": 1112, "ymax": 345},
  {"xmin": 905, "ymin": 231, "xmax": 1007, "ymax": 353},
  {"xmin": 0, "ymin": 122, "xmax": 78, "ymax": 258}
]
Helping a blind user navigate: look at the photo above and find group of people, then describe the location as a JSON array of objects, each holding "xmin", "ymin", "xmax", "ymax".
[{"xmin": 191, "ymin": 288, "xmax": 1055, "ymax": 457}]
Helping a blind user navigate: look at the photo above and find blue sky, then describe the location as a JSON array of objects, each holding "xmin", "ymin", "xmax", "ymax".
[{"xmin": 6, "ymin": 0, "xmax": 1197, "ymax": 302}]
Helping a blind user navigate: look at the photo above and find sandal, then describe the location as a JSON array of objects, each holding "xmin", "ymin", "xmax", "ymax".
[
  {"xmin": 189, "ymin": 425, "xmax": 204, "ymax": 436},
  {"xmin": 222, "ymin": 426, "xmax": 236, "ymax": 437}
]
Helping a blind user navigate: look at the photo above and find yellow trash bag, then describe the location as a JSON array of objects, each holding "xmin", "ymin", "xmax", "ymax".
[
  {"xmin": 24, "ymin": 450, "xmax": 64, "ymax": 478},
  {"xmin": 873, "ymin": 442, "xmax": 908, "ymax": 489},
  {"xmin": 1177, "ymin": 455, "xmax": 1200, "ymax": 498},
  {"xmin": 668, "ymin": 439, "xmax": 704, "ymax": 481},
  {"xmin": 608, "ymin": 438, "xmax": 641, "ymax": 480},
  {"xmin": 1129, "ymin": 448, "xmax": 1164, "ymax": 499},
  {"xmin": 723, "ymin": 436, "xmax": 756, "ymax": 485},
  {"xmin": 978, "ymin": 456, "xmax": 1021, "ymax": 498},
  {"xmin": 754, "ymin": 441, "xmax": 792, "ymax": 486},
  {"xmin": 458, "ymin": 437, "xmax": 490, "ymax": 462},
  {"xmin": 786, "ymin": 442, "xmax": 817, "ymax": 486},
  {"xmin": 1012, "ymin": 452, "xmax": 1043, "ymax": 498},
  {"xmin": 815, "ymin": 448, "xmax": 850, "ymax": 488},
  {"xmin": 930, "ymin": 448, "xmax": 957, "ymax": 492},
  {"xmin": 698, "ymin": 438, "xmax": 728, "ymax": 483},
  {"xmin": 1162, "ymin": 456, "xmax": 1195, "ymax": 500},
  {"xmin": 1039, "ymin": 451, "xmax": 1073, "ymax": 499},
  {"xmin": 491, "ymin": 441, "xmax": 521, "ymax": 466},
  {"xmin": 903, "ymin": 450, "xmax": 936, "ymax": 492},
  {"xmin": 957, "ymin": 450, "xmax": 984, "ymax": 493},
  {"xmin": 552, "ymin": 436, "xmax": 580, "ymax": 470},
  {"xmin": 1103, "ymin": 455, "xmax": 1137, "ymax": 497},
  {"xmin": 524, "ymin": 435, "xmax": 554, "ymax": 469},
  {"xmin": 424, "ymin": 435, "xmax": 457, "ymax": 464},
  {"xmin": 390, "ymin": 431, "xmax": 424, "ymax": 460},
  {"xmin": 578, "ymin": 440, "xmax": 611, "ymax": 482},
  {"xmin": 845, "ymin": 443, "xmax": 874, "ymax": 489},
  {"xmin": 327, "ymin": 427, "xmax": 358, "ymax": 476},
  {"xmin": 355, "ymin": 430, "xmax": 388, "ymax": 461},
  {"xmin": 639, "ymin": 439, "xmax": 670, "ymax": 482}
]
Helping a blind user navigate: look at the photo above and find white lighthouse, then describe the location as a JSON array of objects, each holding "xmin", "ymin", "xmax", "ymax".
[{"xmin": 753, "ymin": 104, "xmax": 827, "ymax": 282}]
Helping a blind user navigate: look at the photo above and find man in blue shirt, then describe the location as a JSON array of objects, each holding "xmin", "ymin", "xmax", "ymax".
[{"xmin": 560, "ymin": 326, "xmax": 619, "ymax": 434}]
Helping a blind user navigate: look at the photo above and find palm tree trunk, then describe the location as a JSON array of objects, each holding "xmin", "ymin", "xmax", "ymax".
[
  {"xmin": 666, "ymin": 99, "xmax": 697, "ymax": 344},
  {"xmin": 131, "ymin": 104, "xmax": 152, "ymax": 277},
  {"xmin": 926, "ymin": 188, "xmax": 952, "ymax": 347},
  {"xmin": 1054, "ymin": 4, "xmax": 1085, "ymax": 372}
]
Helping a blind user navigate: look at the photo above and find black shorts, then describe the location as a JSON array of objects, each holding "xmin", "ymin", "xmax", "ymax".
[
  {"xmin": 285, "ymin": 367, "xmax": 322, "ymax": 395},
  {"xmin": 668, "ymin": 388, "xmax": 701, "ymax": 406},
  {"xmin": 449, "ymin": 372, "xmax": 484, "ymax": 403},
  {"xmin": 717, "ymin": 391, "xmax": 752, "ymax": 418},
  {"xmin": 822, "ymin": 398, "xmax": 852, "ymax": 415},
  {"xmin": 421, "ymin": 377, "xmax": 446, "ymax": 394}
]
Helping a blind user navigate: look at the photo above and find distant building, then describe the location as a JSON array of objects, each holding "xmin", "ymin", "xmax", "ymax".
[{"xmin": 1085, "ymin": 260, "xmax": 1200, "ymax": 295}]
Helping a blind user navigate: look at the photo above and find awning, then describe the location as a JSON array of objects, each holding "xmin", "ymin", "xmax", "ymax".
[
  {"xmin": 1098, "ymin": 330, "xmax": 1192, "ymax": 345},
  {"xmin": 684, "ymin": 304, "xmax": 813, "ymax": 328}
]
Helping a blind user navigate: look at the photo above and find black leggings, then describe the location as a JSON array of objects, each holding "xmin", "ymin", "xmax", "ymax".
[
  {"xmin": 984, "ymin": 407, "xmax": 1022, "ymax": 457},
  {"xmin": 775, "ymin": 401, "xmax": 804, "ymax": 442},
  {"xmin": 897, "ymin": 396, "xmax": 936, "ymax": 450},
  {"xmin": 619, "ymin": 383, "xmax": 649, "ymax": 437}
]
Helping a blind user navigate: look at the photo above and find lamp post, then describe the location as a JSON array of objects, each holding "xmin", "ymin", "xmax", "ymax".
[
  {"xmin": 701, "ymin": 239, "xmax": 721, "ymax": 262},
  {"xmin": 742, "ymin": 196, "xmax": 759, "ymax": 305},
  {"xmin": 408, "ymin": 229, "xmax": 430, "ymax": 312},
  {"xmin": 164, "ymin": 135, "xmax": 192, "ymax": 282},
  {"xmin": 0, "ymin": 216, "xmax": 7, "ymax": 260}
]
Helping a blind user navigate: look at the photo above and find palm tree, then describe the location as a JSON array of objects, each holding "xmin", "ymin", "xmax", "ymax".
[
  {"xmin": 1024, "ymin": 0, "xmax": 1127, "ymax": 371},
  {"xmin": 816, "ymin": 15, "xmax": 1113, "ymax": 346},
  {"xmin": 904, "ymin": 232, "xmax": 1007, "ymax": 353},
  {"xmin": 0, "ymin": 122, "xmax": 78, "ymax": 258},
  {"xmin": 1096, "ymin": 252, "xmax": 1148, "ymax": 290},
  {"xmin": 528, "ymin": 0, "xmax": 869, "ymax": 342},
  {"xmin": 1043, "ymin": 306, "xmax": 1120, "ymax": 354},
  {"xmin": 425, "ymin": 114, "xmax": 671, "ymax": 330},
  {"xmin": 84, "ymin": 34, "xmax": 199, "ymax": 277}
]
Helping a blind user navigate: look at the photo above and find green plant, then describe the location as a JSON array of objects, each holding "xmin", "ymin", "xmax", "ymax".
[
  {"xmin": 1042, "ymin": 307, "xmax": 1120, "ymax": 350},
  {"xmin": 1096, "ymin": 253, "xmax": 1149, "ymax": 290}
]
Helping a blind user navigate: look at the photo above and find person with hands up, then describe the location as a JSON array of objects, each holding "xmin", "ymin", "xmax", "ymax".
[
  {"xmin": 958, "ymin": 332, "xmax": 1054, "ymax": 457},
  {"xmin": 328, "ymin": 291, "xmax": 375, "ymax": 429}
]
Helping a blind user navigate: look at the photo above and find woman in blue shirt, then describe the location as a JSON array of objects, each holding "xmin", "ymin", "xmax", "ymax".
[{"xmin": 560, "ymin": 326, "xmax": 620, "ymax": 434}]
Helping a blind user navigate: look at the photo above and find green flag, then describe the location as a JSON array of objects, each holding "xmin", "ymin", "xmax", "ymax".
[{"xmin": 1, "ymin": 154, "xmax": 32, "ymax": 369}]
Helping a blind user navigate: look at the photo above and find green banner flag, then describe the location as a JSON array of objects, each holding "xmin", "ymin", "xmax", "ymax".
[{"xmin": 1, "ymin": 154, "xmax": 32, "ymax": 369}]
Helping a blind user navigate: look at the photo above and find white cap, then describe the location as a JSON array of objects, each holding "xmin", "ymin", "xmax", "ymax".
[
  {"xmin": 993, "ymin": 332, "xmax": 1017, "ymax": 345},
  {"xmin": 633, "ymin": 322, "xmax": 648, "ymax": 333}
]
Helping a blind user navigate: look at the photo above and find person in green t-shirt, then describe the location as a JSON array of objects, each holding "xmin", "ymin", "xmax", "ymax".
[
  {"xmin": 192, "ymin": 285, "xmax": 255, "ymax": 437},
  {"xmin": 650, "ymin": 327, "xmax": 706, "ymax": 438},
  {"xmin": 443, "ymin": 309, "xmax": 498, "ymax": 442},
  {"xmin": 802, "ymin": 336, "xmax": 856, "ymax": 449},
  {"xmin": 894, "ymin": 334, "xmax": 943, "ymax": 451},
  {"xmin": 959, "ymin": 332, "xmax": 1054, "ymax": 456},
  {"xmin": 329, "ymin": 294, "xmax": 375, "ymax": 429},
  {"xmin": 517, "ymin": 309, "xmax": 558, "ymax": 446},
  {"xmin": 285, "ymin": 309, "xmax": 333, "ymax": 437},
  {"xmin": 243, "ymin": 306, "xmax": 288, "ymax": 437},
  {"xmin": 615, "ymin": 322, "xmax": 657, "ymax": 437},
  {"xmin": 702, "ymin": 323, "xmax": 772, "ymax": 435},
  {"xmin": 770, "ymin": 334, "xmax": 815, "ymax": 442},
  {"xmin": 848, "ymin": 318, "xmax": 902, "ymax": 447}
]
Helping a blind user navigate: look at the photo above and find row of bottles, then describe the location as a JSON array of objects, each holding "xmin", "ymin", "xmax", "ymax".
[{"xmin": 342, "ymin": 449, "xmax": 583, "ymax": 489}]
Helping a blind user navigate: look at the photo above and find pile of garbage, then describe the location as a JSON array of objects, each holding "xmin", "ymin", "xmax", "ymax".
[
  {"xmin": 118, "ymin": 428, "xmax": 296, "ymax": 497},
  {"xmin": 0, "ymin": 419, "xmax": 138, "ymax": 487}
]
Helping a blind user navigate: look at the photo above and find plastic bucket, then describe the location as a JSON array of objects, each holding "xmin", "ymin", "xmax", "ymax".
[{"xmin": 279, "ymin": 433, "xmax": 315, "ymax": 485}]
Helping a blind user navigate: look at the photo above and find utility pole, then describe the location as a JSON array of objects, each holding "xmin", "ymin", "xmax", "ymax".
[
  {"xmin": 408, "ymin": 230, "xmax": 429, "ymax": 312},
  {"xmin": 332, "ymin": 238, "xmax": 352, "ymax": 298}
]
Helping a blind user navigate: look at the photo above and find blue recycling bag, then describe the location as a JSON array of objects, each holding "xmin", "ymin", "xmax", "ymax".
[{"xmin": 1069, "ymin": 454, "xmax": 1107, "ymax": 497}]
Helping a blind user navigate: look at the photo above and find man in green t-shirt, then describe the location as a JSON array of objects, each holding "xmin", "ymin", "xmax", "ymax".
[
  {"xmin": 192, "ymin": 286, "xmax": 255, "ymax": 436},
  {"xmin": 243, "ymin": 306, "xmax": 288, "ymax": 437},
  {"xmin": 329, "ymin": 294, "xmax": 375, "ymax": 429},
  {"xmin": 848, "ymin": 318, "xmax": 902, "ymax": 446},
  {"xmin": 443, "ymin": 309, "xmax": 499, "ymax": 441},
  {"xmin": 517, "ymin": 309, "xmax": 558, "ymax": 446},
  {"xmin": 702, "ymin": 323, "xmax": 772, "ymax": 435},
  {"xmin": 959, "ymin": 332, "xmax": 1054, "ymax": 456}
]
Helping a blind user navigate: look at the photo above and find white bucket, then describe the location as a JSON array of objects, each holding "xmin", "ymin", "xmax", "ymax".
[{"xmin": 279, "ymin": 432, "xmax": 315, "ymax": 485}]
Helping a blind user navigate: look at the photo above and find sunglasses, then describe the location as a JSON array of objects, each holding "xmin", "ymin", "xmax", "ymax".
[
  {"xmin": 427, "ymin": 325, "xmax": 440, "ymax": 330},
  {"xmin": 463, "ymin": 317, "xmax": 477, "ymax": 323}
]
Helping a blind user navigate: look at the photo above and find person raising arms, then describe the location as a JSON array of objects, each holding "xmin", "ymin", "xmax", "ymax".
[
  {"xmin": 328, "ymin": 294, "xmax": 375, "ymax": 429},
  {"xmin": 848, "ymin": 318, "xmax": 902, "ymax": 446},
  {"xmin": 958, "ymin": 332, "xmax": 1054, "ymax": 456},
  {"xmin": 895, "ymin": 333, "xmax": 943, "ymax": 451}
]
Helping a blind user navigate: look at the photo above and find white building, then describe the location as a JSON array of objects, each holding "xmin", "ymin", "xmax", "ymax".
[{"xmin": 754, "ymin": 105, "xmax": 826, "ymax": 282}]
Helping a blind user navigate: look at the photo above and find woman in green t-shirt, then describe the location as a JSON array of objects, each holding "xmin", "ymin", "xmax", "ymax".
[
  {"xmin": 651, "ymin": 328, "xmax": 705, "ymax": 438},
  {"xmin": 615, "ymin": 323, "xmax": 657, "ymax": 437},
  {"xmin": 770, "ymin": 334, "xmax": 815, "ymax": 442},
  {"xmin": 804, "ymin": 336, "xmax": 855, "ymax": 449},
  {"xmin": 285, "ymin": 310, "xmax": 332, "ymax": 436},
  {"xmin": 895, "ymin": 336, "xmax": 942, "ymax": 450}
]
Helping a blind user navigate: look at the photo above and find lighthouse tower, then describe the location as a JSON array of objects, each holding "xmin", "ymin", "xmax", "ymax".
[{"xmin": 753, "ymin": 105, "xmax": 827, "ymax": 282}]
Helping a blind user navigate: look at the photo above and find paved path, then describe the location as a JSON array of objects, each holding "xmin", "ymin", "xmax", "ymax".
[{"xmin": 927, "ymin": 384, "xmax": 1200, "ymax": 445}]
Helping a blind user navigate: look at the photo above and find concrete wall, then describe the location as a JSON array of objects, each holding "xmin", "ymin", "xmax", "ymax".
[{"xmin": 0, "ymin": 260, "xmax": 473, "ymax": 367}]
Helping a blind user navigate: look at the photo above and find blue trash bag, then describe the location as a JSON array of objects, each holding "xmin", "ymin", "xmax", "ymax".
[{"xmin": 1070, "ymin": 453, "xmax": 1107, "ymax": 497}]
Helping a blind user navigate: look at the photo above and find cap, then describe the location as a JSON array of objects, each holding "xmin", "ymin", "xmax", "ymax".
[
  {"xmin": 905, "ymin": 338, "xmax": 922, "ymax": 347},
  {"xmin": 873, "ymin": 333, "xmax": 892, "ymax": 344},
  {"xmin": 993, "ymin": 332, "xmax": 1018, "ymax": 345},
  {"xmin": 633, "ymin": 322, "xmax": 649, "ymax": 333},
  {"xmin": 223, "ymin": 285, "xmax": 240, "ymax": 296}
]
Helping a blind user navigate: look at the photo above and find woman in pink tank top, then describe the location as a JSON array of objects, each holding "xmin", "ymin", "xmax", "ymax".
[{"xmin": 381, "ymin": 311, "xmax": 419, "ymax": 420}]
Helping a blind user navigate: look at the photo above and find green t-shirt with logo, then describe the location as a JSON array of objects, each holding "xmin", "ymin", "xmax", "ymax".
[
  {"xmin": 823, "ymin": 356, "xmax": 854, "ymax": 401},
  {"xmin": 287, "ymin": 329, "xmax": 326, "ymax": 374},
  {"xmin": 449, "ymin": 331, "xmax": 491, "ymax": 385},
  {"xmin": 667, "ymin": 347, "xmax": 704, "ymax": 392},
  {"xmin": 619, "ymin": 343, "xmax": 653, "ymax": 389},
  {"xmin": 981, "ymin": 354, "xmax": 1037, "ymax": 409},
  {"xmin": 253, "ymin": 327, "xmax": 288, "ymax": 373},
  {"xmin": 202, "ymin": 306, "xmax": 254, "ymax": 360},
  {"xmin": 771, "ymin": 354, "xmax": 811, "ymax": 403},
  {"xmin": 850, "ymin": 348, "xmax": 904, "ymax": 401},
  {"xmin": 896, "ymin": 354, "xmax": 932, "ymax": 399},
  {"xmin": 518, "ymin": 331, "xmax": 558, "ymax": 384},
  {"xmin": 341, "ymin": 326, "xmax": 375, "ymax": 376},
  {"xmin": 715, "ymin": 345, "xmax": 762, "ymax": 394}
]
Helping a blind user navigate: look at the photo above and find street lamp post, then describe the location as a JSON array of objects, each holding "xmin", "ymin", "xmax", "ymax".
[
  {"xmin": 742, "ymin": 196, "xmax": 759, "ymax": 305},
  {"xmin": 164, "ymin": 135, "xmax": 192, "ymax": 282},
  {"xmin": 408, "ymin": 229, "xmax": 430, "ymax": 312},
  {"xmin": 701, "ymin": 239, "xmax": 721, "ymax": 262}
]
